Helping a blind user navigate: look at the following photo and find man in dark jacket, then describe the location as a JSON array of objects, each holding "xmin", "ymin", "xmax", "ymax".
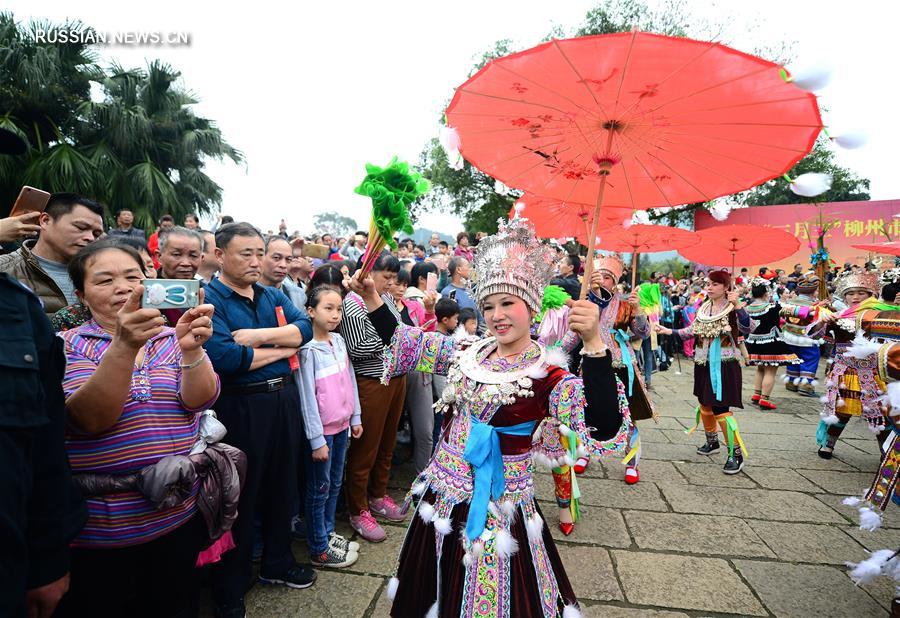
[
  {"xmin": 550, "ymin": 253, "xmax": 582, "ymax": 299},
  {"xmin": 0, "ymin": 193, "xmax": 104, "ymax": 315},
  {"xmin": 0, "ymin": 272, "xmax": 87, "ymax": 617}
]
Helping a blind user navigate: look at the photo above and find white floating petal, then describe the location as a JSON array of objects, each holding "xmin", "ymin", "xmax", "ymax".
[{"xmin": 790, "ymin": 172, "xmax": 833, "ymax": 197}]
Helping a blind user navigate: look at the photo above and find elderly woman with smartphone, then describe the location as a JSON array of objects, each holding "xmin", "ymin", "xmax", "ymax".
[{"xmin": 55, "ymin": 238, "xmax": 220, "ymax": 617}]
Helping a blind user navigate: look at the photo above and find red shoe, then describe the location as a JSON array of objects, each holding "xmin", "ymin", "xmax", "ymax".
[
  {"xmin": 624, "ymin": 466, "xmax": 640, "ymax": 485},
  {"xmin": 558, "ymin": 521, "xmax": 575, "ymax": 536},
  {"xmin": 759, "ymin": 399, "xmax": 777, "ymax": 410},
  {"xmin": 573, "ymin": 457, "xmax": 589, "ymax": 474},
  {"xmin": 750, "ymin": 393, "xmax": 761, "ymax": 404}
]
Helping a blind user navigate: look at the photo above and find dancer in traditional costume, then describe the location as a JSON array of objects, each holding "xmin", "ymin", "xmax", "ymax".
[
  {"xmin": 534, "ymin": 256, "xmax": 654, "ymax": 535},
  {"xmin": 838, "ymin": 307, "xmax": 900, "ymax": 612},
  {"xmin": 780, "ymin": 272, "xmax": 825, "ymax": 397},
  {"xmin": 656, "ymin": 270, "xmax": 752, "ymax": 474},
  {"xmin": 744, "ymin": 278, "xmax": 800, "ymax": 410},
  {"xmin": 809, "ymin": 271, "xmax": 885, "ymax": 459},
  {"xmin": 351, "ymin": 218, "xmax": 631, "ymax": 617}
]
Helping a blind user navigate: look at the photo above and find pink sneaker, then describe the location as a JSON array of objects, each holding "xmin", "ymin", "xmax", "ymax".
[
  {"xmin": 369, "ymin": 495, "xmax": 407, "ymax": 522},
  {"xmin": 349, "ymin": 511, "xmax": 386, "ymax": 543}
]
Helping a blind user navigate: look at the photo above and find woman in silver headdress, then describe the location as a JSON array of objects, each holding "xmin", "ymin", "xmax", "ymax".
[{"xmin": 350, "ymin": 218, "xmax": 631, "ymax": 618}]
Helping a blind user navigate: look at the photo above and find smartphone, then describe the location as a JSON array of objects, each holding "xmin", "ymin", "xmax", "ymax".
[
  {"xmin": 9, "ymin": 186, "xmax": 51, "ymax": 217},
  {"xmin": 142, "ymin": 279, "xmax": 201, "ymax": 310},
  {"xmin": 426, "ymin": 272, "xmax": 438, "ymax": 293}
]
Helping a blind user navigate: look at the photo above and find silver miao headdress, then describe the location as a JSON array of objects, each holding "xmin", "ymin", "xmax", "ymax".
[{"xmin": 472, "ymin": 217, "xmax": 556, "ymax": 312}]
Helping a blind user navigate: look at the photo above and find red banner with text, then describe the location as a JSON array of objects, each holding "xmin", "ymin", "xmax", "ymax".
[{"xmin": 694, "ymin": 200, "xmax": 900, "ymax": 271}]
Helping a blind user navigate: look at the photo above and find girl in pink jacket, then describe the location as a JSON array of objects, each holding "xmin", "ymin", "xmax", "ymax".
[{"xmin": 299, "ymin": 285, "xmax": 363, "ymax": 568}]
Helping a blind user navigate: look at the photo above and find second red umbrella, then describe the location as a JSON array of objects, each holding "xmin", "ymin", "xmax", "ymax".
[
  {"xmin": 678, "ymin": 224, "xmax": 800, "ymax": 272},
  {"xmin": 597, "ymin": 224, "xmax": 700, "ymax": 287}
]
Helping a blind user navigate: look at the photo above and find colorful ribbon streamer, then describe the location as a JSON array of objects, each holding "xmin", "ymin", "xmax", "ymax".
[
  {"xmin": 559, "ymin": 428, "xmax": 581, "ymax": 523},
  {"xmin": 709, "ymin": 337, "xmax": 723, "ymax": 402},
  {"xmin": 613, "ymin": 328, "xmax": 635, "ymax": 397},
  {"xmin": 724, "ymin": 416, "xmax": 748, "ymax": 457}
]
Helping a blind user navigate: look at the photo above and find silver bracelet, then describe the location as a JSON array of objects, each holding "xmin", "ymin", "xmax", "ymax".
[{"xmin": 179, "ymin": 353, "xmax": 207, "ymax": 370}]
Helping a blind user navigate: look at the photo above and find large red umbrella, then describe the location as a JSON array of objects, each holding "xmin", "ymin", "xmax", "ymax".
[
  {"xmin": 851, "ymin": 241, "xmax": 900, "ymax": 257},
  {"xmin": 678, "ymin": 224, "xmax": 800, "ymax": 271},
  {"xmin": 597, "ymin": 224, "xmax": 700, "ymax": 287},
  {"xmin": 509, "ymin": 194, "xmax": 631, "ymax": 243},
  {"xmin": 446, "ymin": 31, "xmax": 821, "ymax": 295}
]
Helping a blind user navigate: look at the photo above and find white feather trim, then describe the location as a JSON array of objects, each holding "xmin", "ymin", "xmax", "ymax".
[
  {"xmin": 842, "ymin": 496, "xmax": 863, "ymax": 507},
  {"xmin": 847, "ymin": 549, "xmax": 896, "ymax": 586},
  {"xmin": 494, "ymin": 528, "xmax": 519, "ymax": 558},
  {"xmin": 488, "ymin": 502, "xmax": 500, "ymax": 519},
  {"xmin": 471, "ymin": 539, "xmax": 484, "ymax": 559},
  {"xmin": 708, "ymin": 200, "xmax": 732, "ymax": 222},
  {"xmin": 883, "ymin": 382, "xmax": 900, "ymax": 411},
  {"xmin": 562, "ymin": 454, "xmax": 575, "ymax": 467},
  {"xmin": 434, "ymin": 517, "xmax": 452, "ymax": 536},
  {"xmin": 786, "ymin": 62, "xmax": 832, "ymax": 91},
  {"xmin": 859, "ymin": 506, "xmax": 883, "ymax": 532},
  {"xmin": 793, "ymin": 377, "xmax": 803, "ymax": 385},
  {"xmin": 425, "ymin": 600, "xmax": 439, "ymax": 618},
  {"xmin": 576, "ymin": 444, "xmax": 588, "ymax": 458},
  {"xmin": 526, "ymin": 363, "xmax": 549, "ymax": 379},
  {"xmin": 790, "ymin": 172, "xmax": 833, "ymax": 197},
  {"xmin": 544, "ymin": 346, "xmax": 570, "ymax": 369},
  {"xmin": 837, "ymin": 398, "xmax": 846, "ymax": 408},
  {"xmin": 462, "ymin": 552, "xmax": 472, "ymax": 567},
  {"xmin": 832, "ymin": 130, "xmax": 868, "ymax": 149},
  {"xmin": 499, "ymin": 500, "xmax": 516, "ymax": 520},
  {"xmin": 822, "ymin": 413, "xmax": 840, "ymax": 426},
  {"xmin": 418, "ymin": 501, "xmax": 435, "ymax": 525},
  {"xmin": 846, "ymin": 332, "xmax": 881, "ymax": 360},
  {"xmin": 532, "ymin": 451, "xmax": 554, "ymax": 470},
  {"xmin": 411, "ymin": 481, "xmax": 428, "ymax": 496},
  {"xmin": 387, "ymin": 576, "xmax": 400, "ymax": 600},
  {"xmin": 811, "ymin": 379, "xmax": 819, "ymax": 386},
  {"xmin": 558, "ymin": 424, "xmax": 573, "ymax": 437},
  {"xmin": 819, "ymin": 395, "xmax": 830, "ymax": 404},
  {"xmin": 526, "ymin": 514, "xmax": 544, "ymax": 543},
  {"xmin": 562, "ymin": 605, "xmax": 583, "ymax": 618},
  {"xmin": 439, "ymin": 126, "xmax": 464, "ymax": 171},
  {"xmin": 782, "ymin": 374, "xmax": 791, "ymax": 383}
]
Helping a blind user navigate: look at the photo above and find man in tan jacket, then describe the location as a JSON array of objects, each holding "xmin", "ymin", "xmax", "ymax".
[{"xmin": 0, "ymin": 193, "xmax": 104, "ymax": 315}]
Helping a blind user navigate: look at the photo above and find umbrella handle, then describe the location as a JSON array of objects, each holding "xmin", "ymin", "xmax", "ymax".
[{"xmin": 631, "ymin": 252, "xmax": 638, "ymax": 290}]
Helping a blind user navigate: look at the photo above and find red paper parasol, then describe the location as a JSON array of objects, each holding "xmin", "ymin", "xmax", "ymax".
[
  {"xmin": 447, "ymin": 31, "xmax": 821, "ymax": 295},
  {"xmin": 510, "ymin": 194, "xmax": 631, "ymax": 243},
  {"xmin": 678, "ymin": 224, "xmax": 800, "ymax": 271},
  {"xmin": 597, "ymin": 224, "xmax": 700, "ymax": 286},
  {"xmin": 851, "ymin": 241, "xmax": 900, "ymax": 257}
]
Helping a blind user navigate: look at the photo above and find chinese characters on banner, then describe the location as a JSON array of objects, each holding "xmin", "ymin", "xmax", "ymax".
[{"xmin": 694, "ymin": 200, "xmax": 900, "ymax": 271}]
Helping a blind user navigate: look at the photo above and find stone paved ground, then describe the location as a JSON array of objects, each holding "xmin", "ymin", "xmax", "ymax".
[{"xmin": 220, "ymin": 358, "xmax": 898, "ymax": 617}]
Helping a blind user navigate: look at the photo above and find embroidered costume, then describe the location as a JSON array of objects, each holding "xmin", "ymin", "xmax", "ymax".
[
  {"xmin": 370, "ymin": 219, "xmax": 632, "ymax": 617},
  {"xmin": 744, "ymin": 301, "xmax": 800, "ymax": 367},
  {"xmin": 672, "ymin": 270, "xmax": 753, "ymax": 474},
  {"xmin": 810, "ymin": 271, "xmax": 887, "ymax": 457},
  {"xmin": 780, "ymin": 274, "xmax": 825, "ymax": 396}
]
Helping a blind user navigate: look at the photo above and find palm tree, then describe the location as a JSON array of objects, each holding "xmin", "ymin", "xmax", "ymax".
[{"xmin": 0, "ymin": 13, "xmax": 242, "ymax": 230}]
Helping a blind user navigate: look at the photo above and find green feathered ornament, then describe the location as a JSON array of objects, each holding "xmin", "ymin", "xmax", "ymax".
[{"xmin": 355, "ymin": 157, "xmax": 429, "ymax": 276}]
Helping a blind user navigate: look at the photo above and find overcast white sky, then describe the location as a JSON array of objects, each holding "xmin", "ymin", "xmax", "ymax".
[{"xmin": 11, "ymin": 0, "xmax": 900, "ymax": 234}]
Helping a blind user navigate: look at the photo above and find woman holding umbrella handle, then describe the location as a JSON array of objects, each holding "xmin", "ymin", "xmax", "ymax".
[{"xmin": 655, "ymin": 270, "xmax": 754, "ymax": 475}]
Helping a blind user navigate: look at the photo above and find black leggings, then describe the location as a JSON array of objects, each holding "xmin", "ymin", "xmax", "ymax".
[{"xmin": 55, "ymin": 514, "xmax": 207, "ymax": 618}]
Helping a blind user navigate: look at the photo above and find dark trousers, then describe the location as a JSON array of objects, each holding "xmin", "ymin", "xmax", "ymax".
[
  {"xmin": 211, "ymin": 385, "xmax": 301, "ymax": 606},
  {"xmin": 56, "ymin": 515, "xmax": 207, "ymax": 618}
]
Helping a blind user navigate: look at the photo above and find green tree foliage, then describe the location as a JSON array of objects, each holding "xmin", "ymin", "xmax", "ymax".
[
  {"xmin": 313, "ymin": 211, "xmax": 358, "ymax": 237},
  {"xmin": 740, "ymin": 138, "xmax": 870, "ymax": 206},
  {"xmin": 0, "ymin": 13, "xmax": 241, "ymax": 229}
]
